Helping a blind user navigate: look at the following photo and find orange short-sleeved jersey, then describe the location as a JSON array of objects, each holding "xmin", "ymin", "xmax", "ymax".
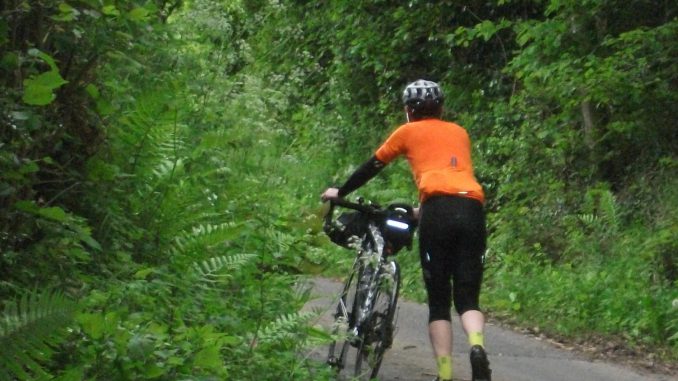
[{"xmin": 375, "ymin": 118, "xmax": 485, "ymax": 203}]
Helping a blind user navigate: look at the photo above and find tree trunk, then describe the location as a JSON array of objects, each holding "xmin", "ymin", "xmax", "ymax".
[{"xmin": 581, "ymin": 100, "xmax": 595, "ymax": 150}]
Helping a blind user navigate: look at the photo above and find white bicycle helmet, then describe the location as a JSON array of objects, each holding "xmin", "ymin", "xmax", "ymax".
[{"xmin": 402, "ymin": 79, "xmax": 444, "ymax": 107}]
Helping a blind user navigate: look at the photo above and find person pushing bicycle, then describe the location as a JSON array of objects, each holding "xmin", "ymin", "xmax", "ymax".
[{"xmin": 321, "ymin": 79, "xmax": 492, "ymax": 381}]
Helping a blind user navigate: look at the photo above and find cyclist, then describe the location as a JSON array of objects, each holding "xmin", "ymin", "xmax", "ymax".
[{"xmin": 321, "ymin": 79, "xmax": 491, "ymax": 381}]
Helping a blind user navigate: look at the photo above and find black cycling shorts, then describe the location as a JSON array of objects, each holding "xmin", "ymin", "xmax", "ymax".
[{"xmin": 418, "ymin": 195, "xmax": 486, "ymax": 322}]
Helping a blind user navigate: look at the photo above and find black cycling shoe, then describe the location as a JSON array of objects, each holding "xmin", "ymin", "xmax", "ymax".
[{"xmin": 470, "ymin": 345, "xmax": 492, "ymax": 381}]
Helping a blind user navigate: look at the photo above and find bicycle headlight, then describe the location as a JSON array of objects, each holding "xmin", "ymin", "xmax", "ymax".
[{"xmin": 385, "ymin": 219, "xmax": 409, "ymax": 230}]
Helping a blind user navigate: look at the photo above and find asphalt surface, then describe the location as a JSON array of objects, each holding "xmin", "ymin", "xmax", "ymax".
[{"xmin": 304, "ymin": 277, "xmax": 677, "ymax": 381}]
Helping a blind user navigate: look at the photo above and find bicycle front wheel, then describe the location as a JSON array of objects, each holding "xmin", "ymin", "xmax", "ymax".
[
  {"xmin": 327, "ymin": 266, "xmax": 360, "ymax": 372},
  {"xmin": 353, "ymin": 260, "xmax": 401, "ymax": 380}
]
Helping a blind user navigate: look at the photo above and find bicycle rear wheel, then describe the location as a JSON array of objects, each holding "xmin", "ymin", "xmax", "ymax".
[
  {"xmin": 327, "ymin": 266, "xmax": 360, "ymax": 372},
  {"xmin": 353, "ymin": 261, "xmax": 400, "ymax": 380}
]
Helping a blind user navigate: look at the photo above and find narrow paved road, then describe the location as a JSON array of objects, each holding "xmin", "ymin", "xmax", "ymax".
[{"xmin": 304, "ymin": 277, "xmax": 676, "ymax": 381}]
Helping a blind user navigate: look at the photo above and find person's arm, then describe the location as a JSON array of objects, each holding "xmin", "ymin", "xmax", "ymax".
[
  {"xmin": 321, "ymin": 156, "xmax": 386, "ymax": 201},
  {"xmin": 337, "ymin": 155, "xmax": 386, "ymax": 197}
]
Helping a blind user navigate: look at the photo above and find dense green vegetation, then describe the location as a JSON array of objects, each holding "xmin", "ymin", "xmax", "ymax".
[
  {"xmin": 1, "ymin": 1, "xmax": 333, "ymax": 379},
  {"xmin": 1, "ymin": 0, "xmax": 676, "ymax": 379}
]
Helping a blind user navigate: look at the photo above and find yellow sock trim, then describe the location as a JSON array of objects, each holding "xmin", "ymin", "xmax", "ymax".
[
  {"xmin": 469, "ymin": 331, "xmax": 484, "ymax": 347},
  {"xmin": 436, "ymin": 356, "xmax": 453, "ymax": 380}
]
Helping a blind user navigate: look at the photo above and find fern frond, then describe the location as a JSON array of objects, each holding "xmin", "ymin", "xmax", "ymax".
[
  {"xmin": 264, "ymin": 228, "xmax": 296, "ymax": 255},
  {"xmin": 292, "ymin": 281, "xmax": 313, "ymax": 306},
  {"xmin": 598, "ymin": 190, "xmax": 619, "ymax": 231},
  {"xmin": 170, "ymin": 223, "xmax": 244, "ymax": 257},
  {"xmin": 119, "ymin": 107, "xmax": 176, "ymax": 165},
  {"xmin": 0, "ymin": 290, "xmax": 77, "ymax": 381},
  {"xmin": 192, "ymin": 253, "xmax": 257, "ymax": 281},
  {"xmin": 158, "ymin": 131, "xmax": 187, "ymax": 154},
  {"xmin": 256, "ymin": 311, "xmax": 317, "ymax": 345},
  {"xmin": 578, "ymin": 213, "xmax": 597, "ymax": 226},
  {"xmin": 150, "ymin": 158, "xmax": 185, "ymax": 181}
]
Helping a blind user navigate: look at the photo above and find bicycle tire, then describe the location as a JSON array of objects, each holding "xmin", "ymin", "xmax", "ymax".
[
  {"xmin": 353, "ymin": 260, "xmax": 400, "ymax": 380},
  {"xmin": 327, "ymin": 264, "xmax": 361, "ymax": 372}
]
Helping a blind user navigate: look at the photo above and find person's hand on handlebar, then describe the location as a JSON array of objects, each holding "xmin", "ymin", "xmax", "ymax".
[{"xmin": 321, "ymin": 187, "xmax": 341, "ymax": 202}]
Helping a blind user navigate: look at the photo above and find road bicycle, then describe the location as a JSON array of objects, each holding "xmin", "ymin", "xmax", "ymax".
[{"xmin": 323, "ymin": 198, "xmax": 417, "ymax": 380}]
